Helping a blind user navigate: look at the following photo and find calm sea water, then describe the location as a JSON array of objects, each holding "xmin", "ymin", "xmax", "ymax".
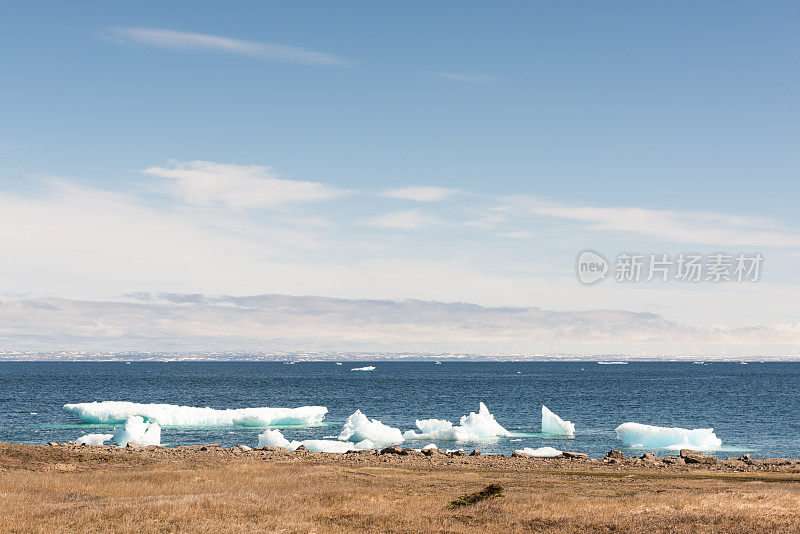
[{"xmin": 1, "ymin": 361, "xmax": 798, "ymax": 458}]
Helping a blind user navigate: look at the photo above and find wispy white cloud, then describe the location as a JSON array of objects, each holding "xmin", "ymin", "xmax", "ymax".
[
  {"xmin": 107, "ymin": 27, "xmax": 347, "ymax": 65},
  {"xmin": 143, "ymin": 160, "xmax": 348, "ymax": 209},
  {"xmin": 365, "ymin": 209, "xmax": 441, "ymax": 230},
  {"xmin": 501, "ymin": 196, "xmax": 800, "ymax": 247},
  {"xmin": 432, "ymin": 72, "xmax": 494, "ymax": 83},
  {"xmin": 381, "ymin": 186, "xmax": 457, "ymax": 202}
]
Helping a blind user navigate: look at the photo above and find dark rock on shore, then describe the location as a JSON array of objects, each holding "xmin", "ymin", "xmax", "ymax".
[
  {"xmin": 6, "ymin": 441, "xmax": 800, "ymax": 474},
  {"xmin": 680, "ymin": 449, "xmax": 717, "ymax": 465},
  {"xmin": 380, "ymin": 445, "xmax": 407, "ymax": 455},
  {"xmin": 605, "ymin": 450, "xmax": 624, "ymax": 460},
  {"xmin": 562, "ymin": 451, "xmax": 589, "ymax": 460}
]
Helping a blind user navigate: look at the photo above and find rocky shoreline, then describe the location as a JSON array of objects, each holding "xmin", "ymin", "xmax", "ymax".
[{"xmin": 13, "ymin": 441, "xmax": 798, "ymax": 474}]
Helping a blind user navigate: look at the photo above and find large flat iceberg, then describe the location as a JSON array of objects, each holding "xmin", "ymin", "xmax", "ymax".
[
  {"xmin": 338, "ymin": 410, "xmax": 404, "ymax": 445},
  {"xmin": 403, "ymin": 403, "xmax": 511, "ymax": 441},
  {"xmin": 541, "ymin": 405, "xmax": 575, "ymax": 436},
  {"xmin": 615, "ymin": 422, "xmax": 722, "ymax": 450},
  {"xmin": 63, "ymin": 401, "xmax": 328, "ymax": 427}
]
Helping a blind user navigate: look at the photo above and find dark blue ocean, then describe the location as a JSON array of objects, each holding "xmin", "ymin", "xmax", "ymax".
[{"xmin": 1, "ymin": 361, "xmax": 798, "ymax": 459}]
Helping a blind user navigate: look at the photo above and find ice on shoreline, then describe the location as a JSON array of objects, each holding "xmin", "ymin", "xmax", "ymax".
[
  {"xmin": 63, "ymin": 401, "xmax": 328, "ymax": 427},
  {"xmin": 615, "ymin": 422, "xmax": 722, "ymax": 450},
  {"xmin": 402, "ymin": 403, "xmax": 511, "ymax": 441},
  {"xmin": 541, "ymin": 405, "xmax": 575, "ymax": 436},
  {"xmin": 112, "ymin": 416, "xmax": 161, "ymax": 447},
  {"xmin": 257, "ymin": 428, "xmax": 375, "ymax": 453},
  {"xmin": 76, "ymin": 433, "xmax": 113, "ymax": 445},
  {"xmin": 338, "ymin": 410, "xmax": 404, "ymax": 445},
  {"xmin": 514, "ymin": 446, "xmax": 562, "ymax": 457}
]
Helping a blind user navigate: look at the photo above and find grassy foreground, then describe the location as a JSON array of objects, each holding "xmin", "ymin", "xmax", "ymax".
[{"xmin": 2, "ymin": 443, "xmax": 800, "ymax": 533}]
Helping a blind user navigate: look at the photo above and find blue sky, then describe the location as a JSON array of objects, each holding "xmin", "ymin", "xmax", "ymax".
[{"xmin": 1, "ymin": 2, "xmax": 799, "ymax": 354}]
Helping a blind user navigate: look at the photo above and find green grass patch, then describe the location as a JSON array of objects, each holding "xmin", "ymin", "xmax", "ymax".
[{"xmin": 448, "ymin": 484, "xmax": 504, "ymax": 508}]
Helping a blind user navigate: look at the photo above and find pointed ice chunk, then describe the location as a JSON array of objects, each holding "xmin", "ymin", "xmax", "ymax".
[{"xmin": 541, "ymin": 405, "xmax": 575, "ymax": 436}]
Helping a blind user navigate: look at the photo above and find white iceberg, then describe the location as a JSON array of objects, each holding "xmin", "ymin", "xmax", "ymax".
[
  {"xmin": 257, "ymin": 429, "xmax": 376, "ymax": 453},
  {"xmin": 615, "ymin": 422, "xmax": 722, "ymax": 450},
  {"xmin": 257, "ymin": 428, "xmax": 294, "ymax": 449},
  {"xmin": 351, "ymin": 366, "xmax": 375, "ymax": 371},
  {"xmin": 299, "ymin": 440, "xmax": 359, "ymax": 453},
  {"xmin": 403, "ymin": 403, "xmax": 511, "ymax": 441},
  {"xmin": 63, "ymin": 401, "xmax": 328, "ymax": 427},
  {"xmin": 338, "ymin": 410, "xmax": 404, "ymax": 445},
  {"xmin": 514, "ymin": 446, "xmax": 562, "ymax": 458},
  {"xmin": 75, "ymin": 433, "xmax": 113, "ymax": 445},
  {"xmin": 112, "ymin": 416, "xmax": 161, "ymax": 447},
  {"xmin": 422, "ymin": 443, "xmax": 438, "ymax": 450},
  {"xmin": 541, "ymin": 405, "xmax": 575, "ymax": 436}
]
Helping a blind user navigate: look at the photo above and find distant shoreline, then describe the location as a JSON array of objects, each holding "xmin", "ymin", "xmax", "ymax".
[{"xmin": 1, "ymin": 357, "xmax": 797, "ymax": 363}]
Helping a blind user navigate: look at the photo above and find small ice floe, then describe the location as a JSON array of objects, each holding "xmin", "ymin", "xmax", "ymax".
[
  {"xmin": 597, "ymin": 361, "xmax": 627, "ymax": 365},
  {"xmin": 615, "ymin": 422, "xmax": 722, "ymax": 450},
  {"xmin": 76, "ymin": 433, "xmax": 113, "ymax": 446},
  {"xmin": 29, "ymin": 412, "xmax": 38, "ymax": 415},
  {"xmin": 514, "ymin": 446, "xmax": 562, "ymax": 458},
  {"xmin": 541, "ymin": 405, "xmax": 575, "ymax": 436},
  {"xmin": 351, "ymin": 366, "xmax": 376, "ymax": 371},
  {"xmin": 258, "ymin": 409, "xmax": 405, "ymax": 453},
  {"xmin": 335, "ymin": 362, "xmax": 343, "ymax": 365},
  {"xmin": 257, "ymin": 428, "xmax": 375, "ymax": 453},
  {"xmin": 403, "ymin": 403, "xmax": 510, "ymax": 441},
  {"xmin": 422, "ymin": 443, "xmax": 438, "ymax": 450}
]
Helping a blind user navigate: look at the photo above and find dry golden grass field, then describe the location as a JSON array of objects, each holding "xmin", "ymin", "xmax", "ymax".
[{"xmin": 2, "ymin": 443, "xmax": 800, "ymax": 533}]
